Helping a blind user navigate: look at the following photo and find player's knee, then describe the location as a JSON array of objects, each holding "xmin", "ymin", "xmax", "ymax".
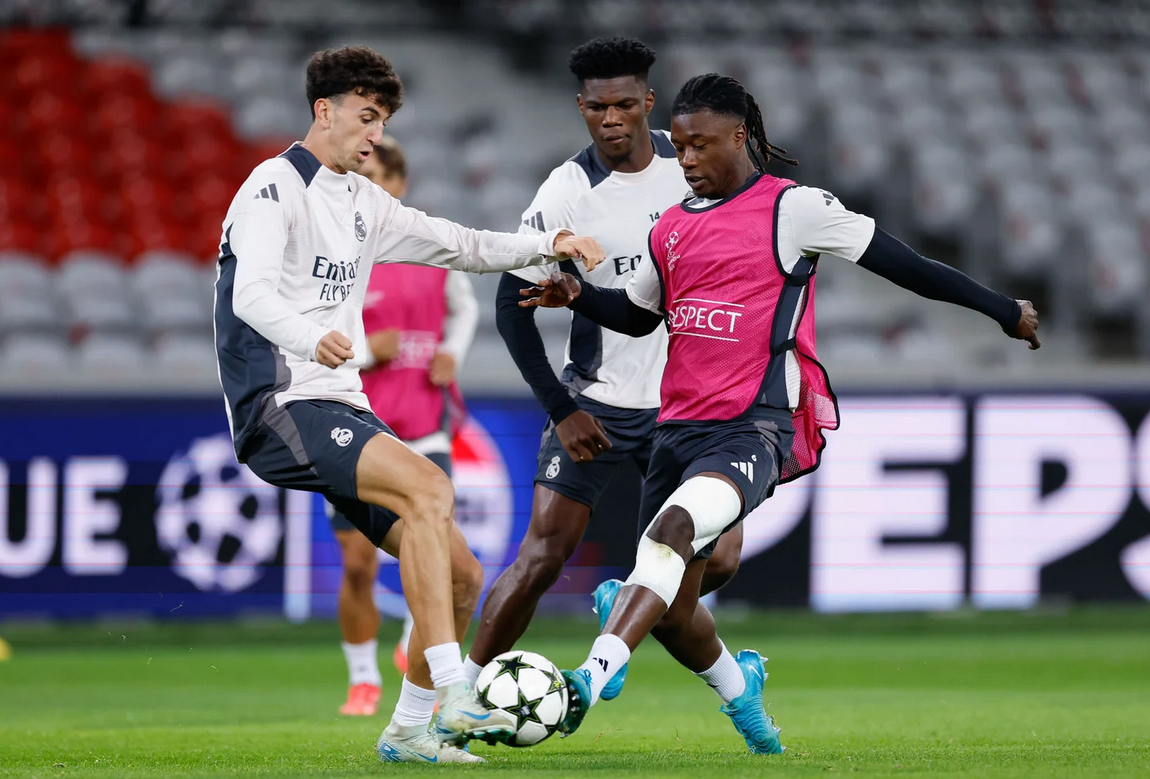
[
  {"xmin": 342, "ymin": 549, "xmax": 377, "ymax": 593},
  {"xmin": 403, "ymin": 468, "xmax": 455, "ymax": 525},
  {"xmin": 646, "ymin": 505, "xmax": 696, "ymax": 558}
]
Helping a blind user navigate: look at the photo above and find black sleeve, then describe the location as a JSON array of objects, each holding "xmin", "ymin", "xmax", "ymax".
[
  {"xmin": 495, "ymin": 272, "xmax": 580, "ymax": 424},
  {"xmin": 567, "ymin": 280, "xmax": 664, "ymax": 337},
  {"xmin": 857, "ymin": 228, "xmax": 1022, "ymax": 331}
]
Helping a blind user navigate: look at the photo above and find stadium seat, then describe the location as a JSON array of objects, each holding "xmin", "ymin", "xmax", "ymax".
[
  {"xmin": 75, "ymin": 333, "xmax": 148, "ymax": 373},
  {"xmin": 0, "ymin": 333, "xmax": 71, "ymax": 374},
  {"xmin": 54, "ymin": 251, "xmax": 136, "ymax": 332},
  {"xmin": 0, "ymin": 252, "xmax": 58, "ymax": 333},
  {"xmin": 132, "ymin": 251, "xmax": 212, "ymax": 334},
  {"xmin": 153, "ymin": 333, "xmax": 219, "ymax": 376}
]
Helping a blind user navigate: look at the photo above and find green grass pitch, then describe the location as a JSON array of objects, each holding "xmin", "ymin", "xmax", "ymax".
[{"xmin": 1, "ymin": 609, "xmax": 1148, "ymax": 778}]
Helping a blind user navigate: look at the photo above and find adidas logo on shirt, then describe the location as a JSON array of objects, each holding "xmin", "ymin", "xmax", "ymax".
[
  {"xmin": 522, "ymin": 211, "xmax": 545, "ymax": 232},
  {"xmin": 253, "ymin": 184, "xmax": 280, "ymax": 202},
  {"xmin": 731, "ymin": 461, "xmax": 755, "ymax": 483}
]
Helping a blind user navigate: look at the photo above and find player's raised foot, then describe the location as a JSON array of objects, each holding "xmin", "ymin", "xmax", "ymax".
[
  {"xmin": 556, "ymin": 669, "xmax": 592, "ymax": 738},
  {"xmin": 719, "ymin": 650, "xmax": 784, "ymax": 755},
  {"xmin": 434, "ymin": 681, "xmax": 516, "ymax": 747},
  {"xmin": 338, "ymin": 682, "xmax": 381, "ymax": 716},
  {"xmin": 377, "ymin": 722, "xmax": 484, "ymax": 764},
  {"xmin": 592, "ymin": 579, "xmax": 629, "ymax": 701}
]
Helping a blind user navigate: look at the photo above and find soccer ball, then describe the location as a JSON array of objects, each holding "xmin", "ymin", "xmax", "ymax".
[
  {"xmin": 155, "ymin": 433, "xmax": 282, "ymax": 592},
  {"xmin": 476, "ymin": 650, "xmax": 568, "ymax": 747}
]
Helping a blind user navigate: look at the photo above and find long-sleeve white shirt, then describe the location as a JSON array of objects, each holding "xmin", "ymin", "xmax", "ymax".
[{"xmin": 215, "ymin": 143, "xmax": 563, "ymax": 456}]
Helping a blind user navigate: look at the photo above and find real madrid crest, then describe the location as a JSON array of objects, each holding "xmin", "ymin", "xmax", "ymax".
[{"xmin": 354, "ymin": 211, "xmax": 366, "ymax": 242}]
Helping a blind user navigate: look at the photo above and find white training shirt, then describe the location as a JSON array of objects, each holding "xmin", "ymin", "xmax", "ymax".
[
  {"xmin": 512, "ymin": 131, "xmax": 690, "ymax": 410},
  {"xmin": 626, "ymin": 182, "xmax": 876, "ymax": 408},
  {"xmin": 215, "ymin": 142, "xmax": 565, "ymax": 453}
]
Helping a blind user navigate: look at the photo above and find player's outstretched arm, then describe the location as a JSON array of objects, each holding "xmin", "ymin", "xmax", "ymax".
[
  {"xmin": 519, "ymin": 272, "xmax": 663, "ymax": 337},
  {"xmin": 374, "ymin": 197, "xmax": 604, "ymax": 274},
  {"xmin": 857, "ymin": 228, "xmax": 1041, "ymax": 349}
]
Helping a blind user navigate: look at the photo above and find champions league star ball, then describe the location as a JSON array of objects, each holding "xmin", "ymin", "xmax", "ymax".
[
  {"xmin": 476, "ymin": 650, "xmax": 568, "ymax": 746},
  {"xmin": 155, "ymin": 434, "xmax": 282, "ymax": 592}
]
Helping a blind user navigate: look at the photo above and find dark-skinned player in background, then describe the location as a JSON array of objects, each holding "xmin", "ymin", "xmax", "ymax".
[
  {"xmin": 521, "ymin": 73, "xmax": 1040, "ymax": 752},
  {"xmin": 464, "ymin": 39, "xmax": 752, "ymax": 730}
]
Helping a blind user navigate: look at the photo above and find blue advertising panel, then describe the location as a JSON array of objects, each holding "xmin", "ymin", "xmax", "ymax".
[{"xmin": 0, "ymin": 398, "xmax": 292, "ymax": 618}]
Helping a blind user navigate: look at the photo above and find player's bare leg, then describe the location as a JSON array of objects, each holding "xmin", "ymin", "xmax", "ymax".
[
  {"xmin": 700, "ymin": 523, "xmax": 742, "ymax": 596},
  {"xmin": 354, "ymin": 434, "xmax": 458, "ymax": 657},
  {"xmin": 335, "ymin": 529, "xmax": 382, "ymax": 715},
  {"xmin": 466, "ymin": 487, "xmax": 591, "ymax": 676},
  {"xmin": 375, "ymin": 519, "xmax": 505, "ymax": 762}
]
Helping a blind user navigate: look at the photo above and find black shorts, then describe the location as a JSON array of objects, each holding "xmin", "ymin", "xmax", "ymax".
[
  {"xmin": 535, "ymin": 395, "xmax": 658, "ymax": 509},
  {"xmin": 639, "ymin": 409, "xmax": 795, "ymax": 558},
  {"xmin": 329, "ymin": 450, "xmax": 451, "ymax": 533},
  {"xmin": 242, "ymin": 399, "xmax": 401, "ymax": 547}
]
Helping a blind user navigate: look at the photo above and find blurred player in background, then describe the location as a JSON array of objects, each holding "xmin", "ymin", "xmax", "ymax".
[
  {"xmin": 214, "ymin": 45, "xmax": 604, "ymax": 762},
  {"xmin": 330, "ymin": 136, "xmax": 479, "ymax": 717},
  {"xmin": 466, "ymin": 37, "xmax": 750, "ymax": 718},
  {"xmin": 522, "ymin": 73, "xmax": 1040, "ymax": 751}
]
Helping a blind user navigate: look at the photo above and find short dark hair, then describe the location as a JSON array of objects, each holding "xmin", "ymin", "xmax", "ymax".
[
  {"xmin": 372, "ymin": 136, "xmax": 407, "ymax": 180},
  {"xmin": 568, "ymin": 37, "xmax": 657, "ymax": 84},
  {"xmin": 305, "ymin": 46, "xmax": 404, "ymax": 119},
  {"xmin": 671, "ymin": 73, "xmax": 797, "ymax": 171}
]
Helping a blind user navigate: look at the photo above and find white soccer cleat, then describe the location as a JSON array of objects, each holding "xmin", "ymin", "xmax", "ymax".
[
  {"xmin": 376, "ymin": 722, "xmax": 485, "ymax": 764},
  {"xmin": 435, "ymin": 681, "xmax": 517, "ymax": 746}
]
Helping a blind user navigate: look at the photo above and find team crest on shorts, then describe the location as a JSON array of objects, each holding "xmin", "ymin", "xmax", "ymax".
[
  {"xmin": 331, "ymin": 427, "xmax": 354, "ymax": 447},
  {"xmin": 354, "ymin": 212, "xmax": 366, "ymax": 241},
  {"xmin": 545, "ymin": 455, "xmax": 561, "ymax": 479}
]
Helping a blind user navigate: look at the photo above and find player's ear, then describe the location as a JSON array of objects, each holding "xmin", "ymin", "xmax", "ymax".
[
  {"xmin": 733, "ymin": 122, "xmax": 747, "ymax": 149},
  {"xmin": 313, "ymin": 97, "xmax": 330, "ymax": 127},
  {"xmin": 645, "ymin": 88, "xmax": 655, "ymax": 115},
  {"xmin": 576, "ymin": 93, "xmax": 585, "ymax": 115}
]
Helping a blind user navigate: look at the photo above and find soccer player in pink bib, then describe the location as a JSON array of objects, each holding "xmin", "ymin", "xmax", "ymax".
[{"xmin": 522, "ymin": 73, "xmax": 1041, "ymax": 752}]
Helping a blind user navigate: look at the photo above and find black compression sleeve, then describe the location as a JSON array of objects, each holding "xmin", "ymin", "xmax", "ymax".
[
  {"xmin": 857, "ymin": 228, "xmax": 1022, "ymax": 330},
  {"xmin": 495, "ymin": 273, "xmax": 580, "ymax": 424},
  {"xmin": 567, "ymin": 281, "xmax": 664, "ymax": 337}
]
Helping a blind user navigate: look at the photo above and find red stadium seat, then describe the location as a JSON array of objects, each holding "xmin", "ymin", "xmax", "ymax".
[
  {"xmin": 45, "ymin": 219, "xmax": 119, "ymax": 261},
  {"xmin": 91, "ymin": 93, "xmax": 162, "ymax": 138},
  {"xmin": 0, "ymin": 221, "xmax": 41, "ymax": 254},
  {"xmin": 15, "ymin": 53, "xmax": 82, "ymax": 95},
  {"xmin": 164, "ymin": 99, "xmax": 235, "ymax": 141},
  {"xmin": 82, "ymin": 57, "xmax": 154, "ymax": 99}
]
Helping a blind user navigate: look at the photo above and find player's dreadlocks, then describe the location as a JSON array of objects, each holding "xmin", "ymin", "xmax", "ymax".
[
  {"xmin": 671, "ymin": 73, "xmax": 797, "ymax": 170},
  {"xmin": 568, "ymin": 37, "xmax": 657, "ymax": 83}
]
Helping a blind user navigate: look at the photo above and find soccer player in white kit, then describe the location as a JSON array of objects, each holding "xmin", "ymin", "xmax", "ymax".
[
  {"xmin": 213, "ymin": 46, "xmax": 603, "ymax": 763},
  {"xmin": 465, "ymin": 38, "xmax": 750, "ymax": 712}
]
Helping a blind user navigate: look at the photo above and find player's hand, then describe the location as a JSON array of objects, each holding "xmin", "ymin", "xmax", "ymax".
[
  {"xmin": 316, "ymin": 331, "xmax": 354, "ymax": 368},
  {"xmin": 368, "ymin": 328, "xmax": 402, "ymax": 363},
  {"xmin": 556, "ymin": 410, "xmax": 613, "ymax": 462},
  {"xmin": 553, "ymin": 231, "xmax": 605, "ymax": 272},
  {"xmin": 519, "ymin": 272, "xmax": 582, "ymax": 309},
  {"xmin": 1007, "ymin": 300, "xmax": 1041, "ymax": 350},
  {"xmin": 429, "ymin": 351, "xmax": 456, "ymax": 386}
]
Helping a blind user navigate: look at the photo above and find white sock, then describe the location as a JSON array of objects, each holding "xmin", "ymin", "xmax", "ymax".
[
  {"xmin": 424, "ymin": 641, "xmax": 467, "ymax": 689},
  {"xmin": 391, "ymin": 675, "xmax": 438, "ymax": 728},
  {"xmin": 695, "ymin": 643, "xmax": 746, "ymax": 704},
  {"xmin": 577, "ymin": 634, "xmax": 631, "ymax": 706},
  {"xmin": 399, "ymin": 613, "xmax": 415, "ymax": 653},
  {"xmin": 463, "ymin": 655, "xmax": 484, "ymax": 687},
  {"xmin": 341, "ymin": 639, "xmax": 382, "ymax": 687}
]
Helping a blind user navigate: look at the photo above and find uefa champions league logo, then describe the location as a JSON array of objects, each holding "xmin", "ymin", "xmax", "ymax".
[
  {"xmin": 665, "ymin": 231, "xmax": 681, "ymax": 272},
  {"xmin": 155, "ymin": 434, "xmax": 283, "ymax": 593}
]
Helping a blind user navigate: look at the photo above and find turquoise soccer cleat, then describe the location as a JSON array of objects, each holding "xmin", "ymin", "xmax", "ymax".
[
  {"xmin": 592, "ymin": 578, "xmax": 629, "ymax": 701},
  {"xmin": 556, "ymin": 668, "xmax": 592, "ymax": 738},
  {"xmin": 719, "ymin": 649, "xmax": 785, "ymax": 755}
]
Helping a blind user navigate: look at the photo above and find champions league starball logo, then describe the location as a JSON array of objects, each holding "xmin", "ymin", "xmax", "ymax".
[
  {"xmin": 155, "ymin": 434, "xmax": 283, "ymax": 593},
  {"xmin": 665, "ymin": 231, "xmax": 681, "ymax": 272}
]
